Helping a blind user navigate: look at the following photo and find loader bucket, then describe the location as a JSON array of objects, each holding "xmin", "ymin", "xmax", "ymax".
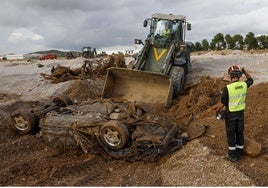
[{"xmin": 101, "ymin": 67, "xmax": 173, "ymax": 107}]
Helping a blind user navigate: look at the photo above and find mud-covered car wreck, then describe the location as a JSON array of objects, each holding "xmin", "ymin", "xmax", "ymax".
[{"xmin": 10, "ymin": 95, "xmax": 185, "ymax": 162}]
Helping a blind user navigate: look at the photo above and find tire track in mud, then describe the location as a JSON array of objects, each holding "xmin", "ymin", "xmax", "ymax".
[
  {"xmin": 0, "ymin": 135, "xmax": 58, "ymax": 186},
  {"xmin": 31, "ymin": 152, "xmax": 125, "ymax": 186},
  {"xmin": 0, "ymin": 109, "xmax": 14, "ymax": 143},
  {"xmin": 0, "ymin": 136, "xmax": 48, "ymax": 168},
  {"xmin": 0, "ymin": 109, "xmax": 10, "ymax": 121}
]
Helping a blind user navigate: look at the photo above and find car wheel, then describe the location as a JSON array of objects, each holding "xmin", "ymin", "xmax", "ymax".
[
  {"xmin": 10, "ymin": 109, "xmax": 36, "ymax": 134},
  {"xmin": 100, "ymin": 121, "xmax": 129, "ymax": 150}
]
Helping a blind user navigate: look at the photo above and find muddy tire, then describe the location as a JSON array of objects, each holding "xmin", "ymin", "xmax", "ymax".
[
  {"xmin": 183, "ymin": 58, "xmax": 192, "ymax": 74},
  {"xmin": 170, "ymin": 66, "xmax": 185, "ymax": 97},
  {"xmin": 10, "ymin": 109, "xmax": 36, "ymax": 134},
  {"xmin": 100, "ymin": 121, "xmax": 129, "ymax": 150},
  {"xmin": 52, "ymin": 94, "xmax": 73, "ymax": 107}
]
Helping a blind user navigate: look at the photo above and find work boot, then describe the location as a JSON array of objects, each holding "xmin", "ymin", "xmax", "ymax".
[
  {"xmin": 227, "ymin": 150, "xmax": 238, "ymax": 163},
  {"xmin": 236, "ymin": 148, "xmax": 244, "ymax": 161}
]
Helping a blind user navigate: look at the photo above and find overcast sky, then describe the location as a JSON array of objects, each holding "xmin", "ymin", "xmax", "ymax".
[{"xmin": 1, "ymin": 0, "xmax": 268, "ymax": 54}]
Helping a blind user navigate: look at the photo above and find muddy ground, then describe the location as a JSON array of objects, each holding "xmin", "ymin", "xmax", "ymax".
[{"xmin": 0, "ymin": 50, "xmax": 268, "ymax": 186}]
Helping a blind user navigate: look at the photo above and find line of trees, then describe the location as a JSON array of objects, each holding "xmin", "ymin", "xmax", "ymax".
[{"xmin": 191, "ymin": 32, "xmax": 268, "ymax": 51}]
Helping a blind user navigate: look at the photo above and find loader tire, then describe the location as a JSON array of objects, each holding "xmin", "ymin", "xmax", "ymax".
[
  {"xmin": 183, "ymin": 58, "xmax": 192, "ymax": 74},
  {"xmin": 170, "ymin": 66, "xmax": 184, "ymax": 98},
  {"xmin": 10, "ymin": 109, "xmax": 36, "ymax": 134},
  {"xmin": 100, "ymin": 121, "xmax": 129, "ymax": 151}
]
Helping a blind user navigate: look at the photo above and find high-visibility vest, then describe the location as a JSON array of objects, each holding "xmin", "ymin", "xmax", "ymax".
[
  {"xmin": 227, "ymin": 81, "xmax": 247, "ymax": 112},
  {"xmin": 162, "ymin": 28, "xmax": 171, "ymax": 38}
]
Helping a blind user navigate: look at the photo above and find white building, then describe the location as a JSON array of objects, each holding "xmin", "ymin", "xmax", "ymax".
[
  {"xmin": 97, "ymin": 45, "xmax": 142, "ymax": 55},
  {"xmin": 5, "ymin": 54, "xmax": 24, "ymax": 60}
]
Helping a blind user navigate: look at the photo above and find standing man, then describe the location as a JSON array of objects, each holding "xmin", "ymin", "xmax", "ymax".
[{"xmin": 213, "ymin": 65, "xmax": 253, "ymax": 162}]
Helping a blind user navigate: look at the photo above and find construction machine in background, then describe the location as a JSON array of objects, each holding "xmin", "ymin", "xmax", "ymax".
[
  {"xmin": 82, "ymin": 47, "xmax": 97, "ymax": 58},
  {"xmin": 65, "ymin": 51, "xmax": 76, "ymax": 59},
  {"xmin": 102, "ymin": 13, "xmax": 192, "ymax": 107}
]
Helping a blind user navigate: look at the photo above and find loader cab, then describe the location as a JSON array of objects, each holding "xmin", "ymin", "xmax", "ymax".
[
  {"xmin": 135, "ymin": 13, "xmax": 191, "ymax": 73},
  {"xmin": 149, "ymin": 19, "xmax": 183, "ymax": 48}
]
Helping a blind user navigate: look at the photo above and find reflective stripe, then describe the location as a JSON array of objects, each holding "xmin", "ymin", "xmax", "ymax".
[
  {"xmin": 229, "ymin": 100, "xmax": 246, "ymax": 107},
  {"xmin": 228, "ymin": 146, "xmax": 236, "ymax": 150},
  {"xmin": 229, "ymin": 93, "xmax": 246, "ymax": 100},
  {"xmin": 227, "ymin": 82, "xmax": 247, "ymax": 112},
  {"xmin": 236, "ymin": 145, "xmax": 244, "ymax": 149}
]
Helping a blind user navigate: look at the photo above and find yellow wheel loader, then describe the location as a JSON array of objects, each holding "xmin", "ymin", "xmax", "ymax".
[{"xmin": 102, "ymin": 13, "xmax": 192, "ymax": 107}]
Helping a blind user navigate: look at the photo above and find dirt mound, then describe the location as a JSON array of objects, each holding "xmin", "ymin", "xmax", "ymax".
[
  {"xmin": 63, "ymin": 79, "xmax": 104, "ymax": 103},
  {"xmin": 40, "ymin": 54, "xmax": 126, "ymax": 84},
  {"xmin": 244, "ymin": 82, "xmax": 268, "ymax": 140},
  {"xmin": 192, "ymin": 49, "xmax": 268, "ymax": 56},
  {"xmin": 193, "ymin": 50, "xmax": 246, "ymax": 56},
  {"xmin": 169, "ymin": 76, "xmax": 227, "ymax": 130},
  {"xmin": 168, "ymin": 77, "xmax": 268, "ymax": 186},
  {"xmin": 169, "ymin": 77, "xmax": 268, "ymax": 154}
]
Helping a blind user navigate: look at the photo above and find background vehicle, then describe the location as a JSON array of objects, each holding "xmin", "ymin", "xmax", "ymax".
[
  {"xmin": 65, "ymin": 52, "xmax": 76, "ymax": 59},
  {"xmin": 39, "ymin": 54, "xmax": 57, "ymax": 60},
  {"xmin": 102, "ymin": 13, "xmax": 192, "ymax": 107},
  {"xmin": 82, "ymin": 47, "xmax": 97, "ymax": 59}
]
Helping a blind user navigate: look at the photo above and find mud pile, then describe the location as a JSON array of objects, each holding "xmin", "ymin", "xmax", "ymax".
[
  {"xmin": 168, "ymin": 77, "xmax": 268, "ymax": 186},
  {"xmin": 63, "ymin": 79, "xmax": 104, "ymax": 103},
  {"xmin": 40, "ymin": 54, "xmax": 126, "ymax": 84},
  {"xmin": 169, "ymin": 76, "xmax": 268, "ymax": 155},
  {"xmin": 168, "ymin": 76, "xmax": 227, "ymax": 134}
]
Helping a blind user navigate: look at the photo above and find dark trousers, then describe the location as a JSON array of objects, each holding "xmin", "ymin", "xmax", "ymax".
[{"xmin": 225, "ymin": 117, "xmax": 244, "ymax": 148}]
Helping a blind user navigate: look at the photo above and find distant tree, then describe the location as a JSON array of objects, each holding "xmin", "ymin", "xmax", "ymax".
[
  {"xmin": 194, "ymin": 42, "xmax": 202, "ymax": 51},
  {"xmin": 257, "ymin": 35, "xmax": 268, "ymax": 49},
  {"xmin": 210, "ymin": 41, "xmax": 216, "ymax": 50},
  {"xmin": 233, "ymin": 34, "xmax": 244, "ymax": 50},
  {"xmin": 201, "ymin": 39, "xmax": 209, "ymax": 50},
  {"xmin": 212, "ymin": 33, "xmax": 225, "ymax": 50},
  {"xmin": 265, "ymin": 35, "xmax": 268, "ymax": 49},
  {"xmin": 244, "ymin": 32, "xmax": 258, "ymax": 50},
  {"xmin": 191, "ymin": 43, "xmax": 196, "ymax": 51},
  {"xmin": 225, "ymin": 34, "xmax": 235, "ymax": 49},
  {"xmin": 192, "ymin": 32, "xmax": 268, "ymax": 51}
]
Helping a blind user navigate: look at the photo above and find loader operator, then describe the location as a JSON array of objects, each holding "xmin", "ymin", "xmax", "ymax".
[
  {"xmin": 162, "ymin": 22, "xmax": 172, "ymax": 39},
  {"xmin": 212, "ymin": 65, "xmax": 253, "ymax": 163}
]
